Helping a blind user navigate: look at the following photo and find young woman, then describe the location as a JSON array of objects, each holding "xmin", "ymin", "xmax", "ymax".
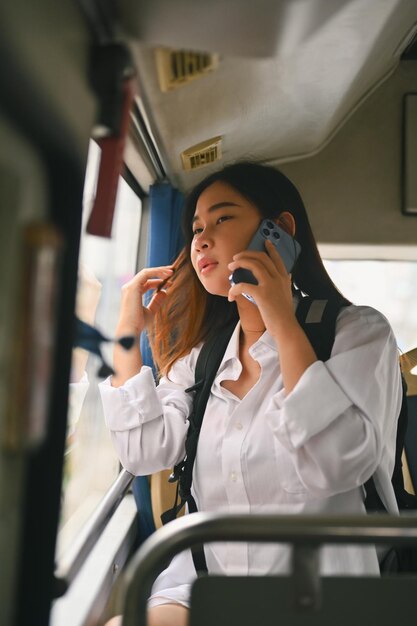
[{"xmin": 100, "ymin": 162, "xmax": 402, "ymax": 626}]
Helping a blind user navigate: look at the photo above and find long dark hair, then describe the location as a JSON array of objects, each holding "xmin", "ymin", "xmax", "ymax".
[{"xmin": 151, "ymin": 161, "xmax": 349, "ymax": 374}]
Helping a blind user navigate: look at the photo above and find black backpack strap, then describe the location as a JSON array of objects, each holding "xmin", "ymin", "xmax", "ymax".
[
  {"xmin": 161, "ymin": 320, "xmax": 237, "ymax": 574},
  {"xmin": 295, "ymin": 294, "xmax": 344, "ymax": 361}
]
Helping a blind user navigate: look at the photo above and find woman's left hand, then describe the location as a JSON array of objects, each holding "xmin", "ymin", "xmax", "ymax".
[{"xmin": 227, "ymin": 239, "xmax": 297, "ymax": 339}]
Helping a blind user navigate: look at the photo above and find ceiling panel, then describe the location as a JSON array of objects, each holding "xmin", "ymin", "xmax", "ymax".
[{"xmin": 126, "ymin": 0, "xmax": 417, "ymax": 190}]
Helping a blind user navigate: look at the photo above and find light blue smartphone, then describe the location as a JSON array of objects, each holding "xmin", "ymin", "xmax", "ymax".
[{"xmin": 229, "ymin": 219, "xmax": 301, "ymax": 303}]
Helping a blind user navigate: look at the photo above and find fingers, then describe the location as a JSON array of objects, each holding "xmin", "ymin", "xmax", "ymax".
[
  {"xmin": 148, "ymin": 288, "xmax": 169, "ymax": 311},
  {"xmin": 228, "ymin": 254, "xmax": 274, "ymax": 285},
  {"xmin": 264, "ymin": 239, "xmax": 288, "ymax": 273},
  {"xmin": 140, "ymin": 267, "xmax": 174, "ymax": 288},
  {"xmin": 230, "ymin": 241, "xmax": 286, "ymax": 278},
  {"xmin": 144, "ymin": 278, "xmax": 168, "ymax": 290},
  {"xmin": 228, "ymin": 273, "xmax": 291, "ymax": 304},
  {"xmin": 143, "ymin": 277, "xmax": 175, "ymax": 293},
  {"xmin": 228, "ymin": 242, "xmax": 290, "ymax": 304},
  {"xmin": 122, "ymin": 267, "xmax": 174, "ymax": 297},
  {"xmin": 130, "ymin": 266, "xmax": 174, "ymax": 287},
  {"xmin": 155, "ymin": 275, "xmax": 174, "ymax": 293},
  {"xmin": 228, "ymin": 281, "xmax": 257, "ymax": 303},
  {"xmin": 144, "ymin": 289, "xmax": 171, "ymax": 329}
]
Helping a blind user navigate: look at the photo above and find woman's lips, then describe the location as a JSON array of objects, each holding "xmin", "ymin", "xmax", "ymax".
[
  {"xmin": 198, "ymin": 256, "xmax": 218, "ymax": 273},
  {"xmin": 200, "ymin": 262, "xmax": 218, "ymax": 275}
]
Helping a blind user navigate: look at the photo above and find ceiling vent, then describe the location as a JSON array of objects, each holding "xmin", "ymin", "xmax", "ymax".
[
  {"xmin": 181, "ymin": 137, "xmax": 222, "ymax": 171},
  {"xmin": 155, "ymin": 48, "xmax": 219, "ymax": 92}
]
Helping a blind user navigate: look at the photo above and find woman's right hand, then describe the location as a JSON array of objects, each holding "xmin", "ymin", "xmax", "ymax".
[
  {"xmin": 115, "ymin": 265, "xmax": 174, "ymax": 336},
  {"xmin": 111, "ymin": 265, "xmax": 174, "ymax": 386}
]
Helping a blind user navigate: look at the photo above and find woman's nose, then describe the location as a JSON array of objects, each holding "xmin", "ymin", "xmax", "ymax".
[{"xmin": 194, "ymin": 232, "xmax": 212, "ymax": 251}]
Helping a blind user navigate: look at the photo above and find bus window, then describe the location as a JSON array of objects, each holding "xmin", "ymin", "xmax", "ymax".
[
  {"xmin": 322, "ymin": 256, "xmax": 417, "ymax": 353},
  {"xmin": 56, "ymin": 139, "xmax": 142, "ymax": 559}
]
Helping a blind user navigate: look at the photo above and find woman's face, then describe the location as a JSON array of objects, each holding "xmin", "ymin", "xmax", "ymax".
[{"xmin": 190, "ymin": 181, "xmax": 262, "ymax": 296}]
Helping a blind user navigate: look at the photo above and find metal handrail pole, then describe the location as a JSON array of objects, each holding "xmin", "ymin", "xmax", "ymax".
[
  {"xmin": 121, "ymin": 511, "xmax": 417, "ymax": 626},
  {"xmin": 55, "ymin": 469, "xmax": 134, "ymax": 591}
]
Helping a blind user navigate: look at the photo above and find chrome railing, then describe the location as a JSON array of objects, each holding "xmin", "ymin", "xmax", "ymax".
[
  {"xmin": 55, "ymin": 469, "xmax": 134, "ymax": 595},
  {"xmin": 120, "ymin": 512, "xmax": 417, "ymax": 626}
]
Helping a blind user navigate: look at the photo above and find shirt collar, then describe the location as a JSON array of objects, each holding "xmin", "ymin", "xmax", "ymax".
[{"xmin": 219, "ymin": 318, "xmax": 276, "ymax": 363}]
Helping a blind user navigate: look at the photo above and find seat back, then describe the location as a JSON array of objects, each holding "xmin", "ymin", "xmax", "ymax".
[
  {"xmin": 190, "ymin": 575, "xmax": 417, "ymax": 626},
  {"xmin": 405, "ymin": 395, "xmax": 417, "ymax": 492}
]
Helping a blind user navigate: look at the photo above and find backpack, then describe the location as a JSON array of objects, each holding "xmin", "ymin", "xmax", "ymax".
[{"xmin": 162, "ymin": 295, "xmax": 417, "ymax": 574}]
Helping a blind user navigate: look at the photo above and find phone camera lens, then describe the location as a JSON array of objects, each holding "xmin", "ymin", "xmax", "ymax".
[
  {"xmin": 266, "ymin": 221, "xmax": 274, "ymax": 229},
  {"xmin": 262, "ymin": 228, "xmax": 270, "ymax": 236},
  {"xmin": 273, "ymin": 231, "xmax": 280, "ymax": 239}
]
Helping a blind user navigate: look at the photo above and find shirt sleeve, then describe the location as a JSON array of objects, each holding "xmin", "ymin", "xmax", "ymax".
[
  {"xmin": 67, "ymin": 371, "xmax": 89, "ymax": 437},
  {"xmin": 266, "ymin": 305, "xmax": 402, "ymax": 498},
  {"xmin": 98, "ymin": 350, "xmax": 199, "ymax": 475}
]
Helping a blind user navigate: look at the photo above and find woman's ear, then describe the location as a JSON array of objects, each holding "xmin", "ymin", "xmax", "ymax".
[{"xmin": 275, "ymin": 211, "xmax": 296, "ymax": 237}]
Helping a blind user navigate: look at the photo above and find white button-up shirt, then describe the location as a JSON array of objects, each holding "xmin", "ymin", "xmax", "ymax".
[{"xmin": 99, "ymin": 304, "xmax": 402, "ymax": 608}]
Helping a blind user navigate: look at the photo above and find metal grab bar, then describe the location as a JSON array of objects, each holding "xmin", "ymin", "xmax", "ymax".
[
  {"xmin": 121, "ymin": 511, "xmax": 417, "ymax": 626},
  {"xmin": 54, "ymin": 469, "xmax": 134, "ymax": 595}
]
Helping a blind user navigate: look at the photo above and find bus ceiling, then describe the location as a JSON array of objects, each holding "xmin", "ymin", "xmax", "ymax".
[
  {"xmin": 118, "ymin": 0, "xmax": 357, "ymax": 58},
  {"xmin": 118, "ymin": 0, "xmax": 417, "ymax": 192}
]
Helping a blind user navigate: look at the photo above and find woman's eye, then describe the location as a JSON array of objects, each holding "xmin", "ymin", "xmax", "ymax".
[{"xmin": 193, "ymin": 216, "xmax": 231, "ymax": 235}]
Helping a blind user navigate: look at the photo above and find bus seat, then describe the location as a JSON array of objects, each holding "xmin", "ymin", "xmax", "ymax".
[
  {"xmin": 402, "ymin": 450, "xmax": 415, "ymax": 496},
  {"xmin": 189, "ymin": 575, "xmax": 417, "ymax": 626},
  {"xmin": 405, "ymin": 395, "xmax": 417, "ymax": 493},
  {"xmin": 150, "ymin": 470, "xmax": 184, "ymax": 530},
  {"xmin": 401, "ymin": 349, "xmax": 417, "ymax": 495},
  {"xmin": 131, "ymin": 470, "xmax": 185, "ymax": 545}
]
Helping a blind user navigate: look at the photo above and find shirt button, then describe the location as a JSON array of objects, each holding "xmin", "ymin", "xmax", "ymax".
[
  {"xmin": 230, "ymin": 472, "xmax": 238, "ymax": 482},
  {"xmin": 235, "ymin": 422, "xmax": 243, "ymax": 430}
]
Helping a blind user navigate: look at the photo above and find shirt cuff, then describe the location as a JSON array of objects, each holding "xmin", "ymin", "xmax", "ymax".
[
  {"xmin": 67, "ymin": 375, "xmax": 89, "ymax": 433},
  {"xmin": 99, "ymin": 366, "xmax": 163, "ymax": 431},
  {"xmin": 273, "ymin": 360, "xmax": 353, "ymax": 449}
]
